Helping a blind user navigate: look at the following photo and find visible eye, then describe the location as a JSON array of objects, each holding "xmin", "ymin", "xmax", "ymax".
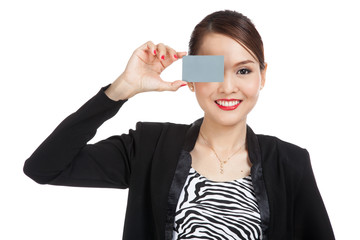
[{"xmin": 237, "ymin": 68, "xmax": 251, "ymax": 75}]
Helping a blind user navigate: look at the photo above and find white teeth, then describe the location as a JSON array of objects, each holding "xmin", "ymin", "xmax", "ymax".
[{"xmin": 216, "ymin": 100, "xmax": 241, "ymax": 107}]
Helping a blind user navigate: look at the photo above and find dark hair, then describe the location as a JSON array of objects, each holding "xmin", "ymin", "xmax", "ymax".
[{"xmin": 188, "ymin": 10, "xmax": 265, "ymax": 71}]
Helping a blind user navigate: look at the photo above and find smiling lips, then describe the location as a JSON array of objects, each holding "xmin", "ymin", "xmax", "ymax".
[{"xmin": 215, "ymin": 99, "xmax": 242, "ymax": 111}]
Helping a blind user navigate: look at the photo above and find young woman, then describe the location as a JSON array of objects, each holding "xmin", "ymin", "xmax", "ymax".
[{"xmin": 23, "ymin": 10, "xmax": 335, "ymax": 240}]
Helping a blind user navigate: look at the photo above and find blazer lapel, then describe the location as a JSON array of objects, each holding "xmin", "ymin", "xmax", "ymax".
[
  {"xmin": 247, "ymin": 125, "xmax": 270, "ymax": 239},
  {"xmin": 164, "ymin": 118, "xmax": 202, "ymax": 240},
  {"xmin": 149, "ymin": 121, "xmax": 198, "ymax": 240}
]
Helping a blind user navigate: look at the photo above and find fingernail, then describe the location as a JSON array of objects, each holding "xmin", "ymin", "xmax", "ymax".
[
  {"xmin": 153, "ymin": 50, "xmax": 157, "ymax": 55},
  {"xmin": 161, "ymin": 55, "xmax": 165, "ymax": 60},
  {"xmin": 174, "ymin": 54, "xmax": 178, "ymax": 59},
  {"xmin": 180, "ymin": 84, "xmax": 187, "ymax": 87}
]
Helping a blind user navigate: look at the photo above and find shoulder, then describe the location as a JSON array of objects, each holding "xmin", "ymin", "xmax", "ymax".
[
  {"xmin": 256, "ymin": 134, "xmax": 308, "ymax": 157},
  {"xmin": 256, "ymin": 133, "xmax": 310, "ymax": 174},
  {"xmin": 255, "ymin": 134, "xmax": 314, "ymax": 192}
]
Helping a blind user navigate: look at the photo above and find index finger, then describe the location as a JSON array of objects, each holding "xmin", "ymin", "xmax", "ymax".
[{"xmin": 138, "ymin": 41, "xmax": 157, "ymax": 55}]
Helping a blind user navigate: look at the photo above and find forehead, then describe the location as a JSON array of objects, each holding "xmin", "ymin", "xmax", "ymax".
[{"xmin": 197, "ymin": 33, "xmax": 257, "ymax": 64}]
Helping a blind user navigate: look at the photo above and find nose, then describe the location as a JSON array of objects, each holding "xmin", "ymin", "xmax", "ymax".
[{"xmin": 218, "ymin": 73, "xmax": 239, "ymax": 94}]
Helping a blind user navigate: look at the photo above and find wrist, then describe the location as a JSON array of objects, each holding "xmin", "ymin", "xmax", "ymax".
[{"xmin": 105, "ymin": 73, "xmax": 137, "ymax": 101}]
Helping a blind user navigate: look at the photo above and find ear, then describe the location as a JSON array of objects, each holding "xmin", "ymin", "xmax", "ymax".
[
  {"xmin": 260, "ymin": 63, "xmax": 267, "ymax": 90},
  {"xmin": 188, "ymin": 82, "xmax": 195, "ymax": 92}
]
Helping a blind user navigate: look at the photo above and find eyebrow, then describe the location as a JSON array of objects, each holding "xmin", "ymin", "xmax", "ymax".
[{"xmin": 233, "ymin": 60, "xmax": 255, "ymax": 67}]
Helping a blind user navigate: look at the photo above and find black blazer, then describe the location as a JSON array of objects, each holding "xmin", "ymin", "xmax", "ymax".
[{"xmin": 23, "ymin": 86, "xmax": 335, "ymax": 240}]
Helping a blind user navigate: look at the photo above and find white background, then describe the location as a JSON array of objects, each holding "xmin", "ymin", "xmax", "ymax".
[{"xmin": 1, "ymin": 0, "xmax": 359, "ymax": 239}]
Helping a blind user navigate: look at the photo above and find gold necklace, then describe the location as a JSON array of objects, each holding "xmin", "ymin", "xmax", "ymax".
[{"xmin": 199, "ymin": 131, "xmax": 246, "ymax": 174}]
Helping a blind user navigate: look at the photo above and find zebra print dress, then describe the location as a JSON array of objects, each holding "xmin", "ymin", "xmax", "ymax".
[{"xmin": 172, "ymin": 167, "xmax": 262, "ymax": 240}]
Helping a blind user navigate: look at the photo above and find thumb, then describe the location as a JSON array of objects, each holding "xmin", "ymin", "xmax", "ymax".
[{"xmin": 158, "ymin": 80, "xmax": 188, "ymax": 92}]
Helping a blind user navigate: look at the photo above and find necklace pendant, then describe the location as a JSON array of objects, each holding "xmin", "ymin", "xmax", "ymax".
[{"xmin": 220, "ymin": 162, "xmax": 225, "ymax": 174}]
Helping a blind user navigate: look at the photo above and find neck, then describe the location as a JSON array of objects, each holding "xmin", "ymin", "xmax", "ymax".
[{"xmin": 199, "ymin": 116, "xmax": 247, "ymax": 152}]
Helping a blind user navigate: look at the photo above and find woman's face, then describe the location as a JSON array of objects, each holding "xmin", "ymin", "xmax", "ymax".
[{"xmin": 190, "ymin": 32, "xmax": 267, "ymax": 127}]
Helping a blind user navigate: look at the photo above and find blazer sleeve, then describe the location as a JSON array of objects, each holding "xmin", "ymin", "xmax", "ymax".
[
  {"xmin": 23, "ymin": 85, "xmax": 139, "ymax": 189},
  {"xmin": 293, "ymin": 149, "xmax": 335, "ymax": 239}
]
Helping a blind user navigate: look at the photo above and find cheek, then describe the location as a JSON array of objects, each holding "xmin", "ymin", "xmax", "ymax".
[
  {"xmin": 195, "ymin": 83, "xmax": 215, "ymax": 99},
  {"xmin": 194, "ymin": 83, "xmax": 217, "ymax": 110},
  {"xmin": 242, "ymin": 76, "xmax": 261, "ymax": 97}
]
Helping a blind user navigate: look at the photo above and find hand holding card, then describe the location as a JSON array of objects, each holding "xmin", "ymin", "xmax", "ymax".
[{"xmin": 105, "ymin": 41, "xmax": 188, "ymax": 101}]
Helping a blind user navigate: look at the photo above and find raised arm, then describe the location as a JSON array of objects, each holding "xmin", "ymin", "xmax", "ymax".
[{"xmin": 23, "ymin": 41, "xmax": 187, "ymax": 188}]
